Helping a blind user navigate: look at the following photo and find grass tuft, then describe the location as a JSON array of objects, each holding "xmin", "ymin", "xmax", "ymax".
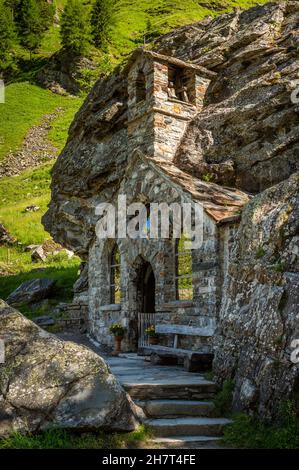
[
  {"xmin": 213, "ymin": 379, "xmax": 235, "ymax": 417},
  {"xmin": 222, "ymin": 401, "xmax": 299, "ymax": 449},
  {"xmin": 0, "ymin": 425, "xmax": 152, "ymax": 449}
]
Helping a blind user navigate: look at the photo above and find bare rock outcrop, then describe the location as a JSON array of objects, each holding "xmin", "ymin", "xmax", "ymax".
[
  {"xmin": 0, "ymin": 301, "xmax": 139, "ymax": 436},
  {"xmin": 213, "ymin": 172, "xmax": 299, "ymax": 418}
]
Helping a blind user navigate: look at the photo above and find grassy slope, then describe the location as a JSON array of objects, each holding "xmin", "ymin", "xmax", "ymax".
[
  {"xmin": 0, "ymin": 83, "xmax": 82, "ymax": 161},
  {"xmin": 223, "ymin": 407, "xmax": 299, "ymax": 449},
  {"xmin": 0, "ymin": 164, "xmax": 81, "ymax": 304},
  {"xmin": 0, "ymin": 83, "xmax": 83, "ymax": 303},
  {"xmin": 109, "ymin": 0, "xmax": 264, "ymax": 57},
  {"xmin": 37, "ymin": 0, "xmax": 267, "ymax": 60}
]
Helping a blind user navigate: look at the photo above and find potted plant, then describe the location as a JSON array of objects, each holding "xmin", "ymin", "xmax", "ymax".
[
  {"xmin": 109, "ymin": 323, "xmax": 126, "ymax": 355},
  {"xmin": 145, "ymin": 325, "xmax": 159, "ymax": 345}
]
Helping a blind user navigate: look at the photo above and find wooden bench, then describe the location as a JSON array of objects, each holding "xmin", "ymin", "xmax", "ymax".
[{"xmin": 143, "ymin": 323, "xmax": 214, "ymax": 372}]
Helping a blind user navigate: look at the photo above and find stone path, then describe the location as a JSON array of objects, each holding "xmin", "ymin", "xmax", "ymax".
[
  {"xmin": 0, "ymin": 108, "xmax": 63, "ymax": 178},
  {"xmin": 57, "ymin": 333, "xmax": 229, "ymax": 448}
]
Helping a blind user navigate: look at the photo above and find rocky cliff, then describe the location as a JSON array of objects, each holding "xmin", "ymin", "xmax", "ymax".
[
  {"xmin": 214, "ymin": 172, "xmax": 299, "ymax": 417},
  {"xmin": 43, "ymin": 1, "xmax": 299, "ymax": 418}
]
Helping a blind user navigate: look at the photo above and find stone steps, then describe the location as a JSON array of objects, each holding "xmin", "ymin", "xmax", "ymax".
[
  {"xmin": 149, "ymin": 435, "xmax": 222, "ymax": 449},
  {"xmin": 105, "ymin": 354, "xmax": 228, "ymax": 449},
  {"xmin": 145, "ymin": 417, "xmax": 231, "ymax": 437},
  {"xmin": 129, "ymin": 379, "xmax": 229, "ymax": 448},
  {"xmin": 137, "ymin": 399, "xmax": 215, "ymax": 417},
  {"xmin": 123, "ymin": 381, "xmax": 217, "ymax": 400}
]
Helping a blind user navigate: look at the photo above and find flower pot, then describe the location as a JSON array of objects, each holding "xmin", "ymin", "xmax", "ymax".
[
  {"xmin": 149, "ymin": 336, "xmax": 159, "ymax": 345},
  {"xmin": 113, "ymin": 335, "xmax": 123, "ymax": 355}
]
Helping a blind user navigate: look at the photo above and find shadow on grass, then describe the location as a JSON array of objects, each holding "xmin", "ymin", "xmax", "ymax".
[
  {"xmin": 6, "ymin": 56, "xmax": 51, "ymax": 85},
  {"xmin": 0, "ymin": 425, "xmax": 152, "ymax": 449},
  {"xmin": 0, "ymin": 262, "xmax": 80, "ymax": 305}
]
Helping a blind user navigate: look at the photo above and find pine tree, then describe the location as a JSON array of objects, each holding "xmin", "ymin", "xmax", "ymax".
[
  {"xmin": 0, "ymin": 0, "xmax": 17, "ymax": 72},
  {"xmin": 38, "ymin": 0, "xmax": 55, "ymax": 33},
  {"xmin": 60, "ymin": 0, "xmax": 92, "ymax": 56},
  {"xmin": 90, "ymin": 0, "xmax": 115, "ymax": 49},
  {"xmin": 17, "ymin": 0, "xmax": 44, "ymax": 58}
]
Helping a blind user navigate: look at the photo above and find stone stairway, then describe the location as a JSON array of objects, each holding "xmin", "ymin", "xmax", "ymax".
[
  {"xmin": 130, "ymin": 387, "xmax": 229, "ymax": 448},
  {"xmin": 106, "ymin": 354, "xmax": 230, "ymax": 449}
]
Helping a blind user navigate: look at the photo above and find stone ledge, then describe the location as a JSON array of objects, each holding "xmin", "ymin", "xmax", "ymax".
[
  {"xmin": 157, "ymin": 300, "xmax": 194, "ymax": 311},
  {"xmin": 167, "ymin": 97, "xmax": 196, "ymax": 108}
]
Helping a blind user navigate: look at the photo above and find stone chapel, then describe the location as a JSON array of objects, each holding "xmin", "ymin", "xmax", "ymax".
[{"xmin": 86, "ymin": 49, "xmax": 249, "ymax": 358}]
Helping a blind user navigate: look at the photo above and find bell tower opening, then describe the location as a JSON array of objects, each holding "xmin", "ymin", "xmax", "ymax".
[{"xmin": 168, "ymin": 66, "xmax": 190, "ymax": 103}]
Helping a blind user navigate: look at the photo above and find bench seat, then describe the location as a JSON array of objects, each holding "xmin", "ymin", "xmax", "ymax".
[
  {"xmin": 142, "ymin": 345, "xmax": 214, "ymax": 372},
  {"xmin": 155, "ymin": 324, "xmax": 215, "ymax": 337}
]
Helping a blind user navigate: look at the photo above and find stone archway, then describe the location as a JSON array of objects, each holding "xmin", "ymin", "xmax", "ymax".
[
  {"xmin": 129, "ymin": 256, "xmax": 156, "ymax": 350},
  {"xmin": 136, "ymin": 260, "xmax": 156, "ymax": 314}
]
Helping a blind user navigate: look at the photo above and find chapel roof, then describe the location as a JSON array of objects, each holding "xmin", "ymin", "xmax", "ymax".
[
  {"xmin": 138, "ymin": 153, "xmax": 250, "ymax": 223},
  {"xmin": 123, "ymin": 48, "xmax": 216, "ymax": 80}
]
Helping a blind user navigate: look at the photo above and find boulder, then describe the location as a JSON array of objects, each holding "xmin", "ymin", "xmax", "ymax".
[
  {"xmin": 0, "ymin": 223, "xmax": 16, "ymax": 246},
  {"xmin": 6, "ymin": 278, "xmax": 56, "ymax": 307},
  {"xmin": 25, "ymin": 244, "xmax": 40, "ymax": 252},
  {"xmin": 25, "ymin": 205, "xmax": 40, "ymax": 212},
  {"xmin": 0, "ymin": 301, "xmax": 139, "ymax": 436},
  {"xmin": 31, "ymin": 245, "xmax": 47, "ymax": 262},
  {"xmin": 29, "ymin": 241, "xmax": 71, "ymax": 262}
]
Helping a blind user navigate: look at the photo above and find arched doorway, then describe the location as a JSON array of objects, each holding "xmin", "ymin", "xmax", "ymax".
[
  {"xmin": 137, "ymin": 261, "xmax": 156, "ymax": 314},
  {"xmin": 132, "ymin": 259, "xmax": 156, "ymax": 350}
]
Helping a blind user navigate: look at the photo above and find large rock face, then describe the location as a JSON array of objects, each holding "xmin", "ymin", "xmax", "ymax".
[
  {"xmin": 43, "ymin": 1, "xmax": 299, "ymax": 257},
  {"xmin": 213, "ymin": 172, "xmax": 299, "ymax": 418},
  {"xmin": 0, "ymin": 301, "xmax": 139, "ymax": 436}
]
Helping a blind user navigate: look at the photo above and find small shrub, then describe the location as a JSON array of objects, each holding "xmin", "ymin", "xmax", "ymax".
[
  {"xmin": 256, "ymin": 246, "xmax": 266, "ymax": 259},
  {"xmin": 145, "ymin": 325, "xmax": 158, "ymax": 337},
  {"xmin": 213, "ymin": 379, "xmax": 235, "ymax": 416},
  {"xmin": 223, "ymin": 400, "xmax": 299, "ymax": 449},
  {"xmin": 201, "ymin": 173, "xmax": 213, "ymax": 182},
  {"xmin": 204, "ymin": 371, "xmax": 214, "ymax": 381},
  {"xmin": 274, "ymin": 261, "xmax": 285, "ymax": 273}
]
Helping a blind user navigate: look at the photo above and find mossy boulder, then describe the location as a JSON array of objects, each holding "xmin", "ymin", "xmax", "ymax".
[{"xmin": 0, "ymin": 301, "xmax": 139, "ymax": 436}]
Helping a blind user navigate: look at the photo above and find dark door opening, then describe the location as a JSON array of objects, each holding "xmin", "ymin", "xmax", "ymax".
[{"xmin": 137, "ymin": 261, "xmax": 155, "ymax": 313}]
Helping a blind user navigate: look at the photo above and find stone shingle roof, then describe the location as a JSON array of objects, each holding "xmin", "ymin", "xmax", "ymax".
[
  {"xmin": 123, "ymin": 48, "xmax": 216, "ymax": 79},
  {"xmin": 140, "ymin": 154, "xmax": 250, "ymax": 223}
]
